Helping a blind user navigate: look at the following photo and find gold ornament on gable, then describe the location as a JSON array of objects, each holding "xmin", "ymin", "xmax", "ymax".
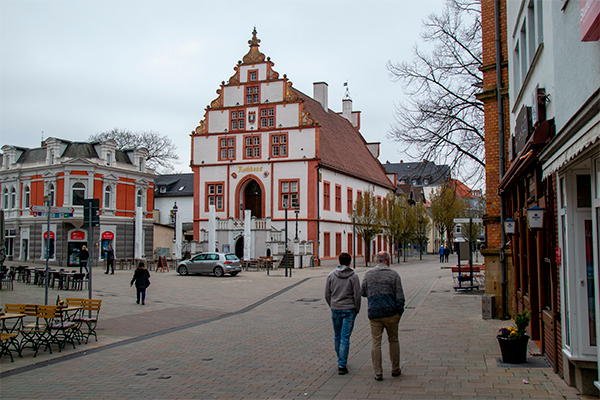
[
  {"xmin": 210, "ymin": 89, "xmax": 223, "ymax": 109},
  {"xmin": 195, "ymin": 120, "xmax": 207, "ymax": 135}
]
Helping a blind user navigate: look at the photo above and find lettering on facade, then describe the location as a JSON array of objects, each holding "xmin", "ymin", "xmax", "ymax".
[{"xmin": 238, "ymin": 166, "xmax": 263, "ymax": 173}]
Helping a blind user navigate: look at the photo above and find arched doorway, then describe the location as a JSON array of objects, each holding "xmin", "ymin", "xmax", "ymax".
[
  {"xmin": 235, "ymin": 237, "xmax": 244, "ymax": 259},
  {"xmin": 244, "ymin": 180, "xmax": 262, "ymax": 218}
]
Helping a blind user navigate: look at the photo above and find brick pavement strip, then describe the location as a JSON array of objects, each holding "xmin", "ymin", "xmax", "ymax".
[{"xmin": 0, "ymin": 256, "xmax": 585, "ymax": 399}]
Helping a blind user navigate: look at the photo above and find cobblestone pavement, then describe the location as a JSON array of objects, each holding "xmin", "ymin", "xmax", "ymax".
[{"xmin": 0, "ymin": 256, "xmax": 589, "ymax": 399}]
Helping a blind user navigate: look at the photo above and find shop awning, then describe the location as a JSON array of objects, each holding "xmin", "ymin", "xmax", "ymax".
[
  {"xmin": 542, "ymin": 116, "xmax": 600, "ymax": 179},
  {"xmin": 498, "ymin": 119, "xmax": 554, "ymax": 194}
]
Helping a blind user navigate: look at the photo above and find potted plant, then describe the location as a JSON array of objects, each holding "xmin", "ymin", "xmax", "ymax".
[{"xmin": 497, "ymin": 310, "xmax": 531, "ymax": 364}]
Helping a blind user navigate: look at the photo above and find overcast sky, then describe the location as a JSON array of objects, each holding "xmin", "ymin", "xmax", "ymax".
[{"xmin": 1, "ymin": 0, "xmax": 445, "ymax": 173}]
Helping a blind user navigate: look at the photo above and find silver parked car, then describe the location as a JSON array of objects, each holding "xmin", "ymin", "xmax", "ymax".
[{"xmin": 177, "ymin": 252, "xmax": 242, "ymax": 277}]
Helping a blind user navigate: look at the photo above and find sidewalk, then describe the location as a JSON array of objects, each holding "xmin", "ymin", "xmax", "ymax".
[{"xmin": 0, "ymin": 255, "xmax": 589, "ymax": 399}]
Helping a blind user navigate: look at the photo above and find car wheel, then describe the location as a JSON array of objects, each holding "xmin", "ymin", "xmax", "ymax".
[
  {"xmin": 213, "ymin": 266, "xmax": 224, "ymax": 277},
  {"xmin": 230, "ymin": 272, "xmax": 239, "ymax": 277},
  {"xmin": 178, "ymin": 265, "xmax": 188, "ymax": 276}
]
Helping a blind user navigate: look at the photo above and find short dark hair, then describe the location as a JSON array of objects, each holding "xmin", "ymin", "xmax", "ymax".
[{"xmin": 338, "ymin": 252, "xmax": 352, "ymax": 266}]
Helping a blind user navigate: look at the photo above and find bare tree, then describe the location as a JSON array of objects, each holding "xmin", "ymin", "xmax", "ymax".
[
  {"xmin": 351, "ymin": 190, "xmax": 382, "ymax": 267},
  {"xmin": 387, "ymin": 0, "xmax": 484, "ymax": 184},
  {"xmin": 430, "ymin": 182, "xmax": 465, "ymax": 245},
  {"xmin": 412, "ymin": 202, "xmax": 431, "ymax": 260},
  {"xmin": 89, "ymin": 128, "xmax": 180, "ymax": 173}
]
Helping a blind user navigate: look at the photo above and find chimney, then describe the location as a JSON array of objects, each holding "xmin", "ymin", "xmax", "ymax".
[
  {"xmin": 342, "ymin": 98, "xmax": 352, "ymax": 121},
  {"xmin": 313, "ymin": 82, "xmax": 328, "ymax": 111}
]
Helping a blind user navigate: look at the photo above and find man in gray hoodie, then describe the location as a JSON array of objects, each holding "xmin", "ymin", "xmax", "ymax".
[{"xmin": 325, "ymin": 252, "xmax": 361, "ymax": 375}]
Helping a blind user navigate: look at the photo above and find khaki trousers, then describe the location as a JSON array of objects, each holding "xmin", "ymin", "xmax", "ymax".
[{"xmin": 369, "ymin": 314, "xmax": 401, "ymax": 377}]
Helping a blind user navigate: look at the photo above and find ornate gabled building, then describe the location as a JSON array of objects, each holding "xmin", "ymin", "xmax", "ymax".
[
  {"xmin": 0, "ymin": 137, "xmax": 155, "ymax": 266},
  {"xmin": 190, "ymin": 29, "xmax": 396, "ymax": 265}
]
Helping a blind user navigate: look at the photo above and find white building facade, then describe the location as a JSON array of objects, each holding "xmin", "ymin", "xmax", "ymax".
[
  {"xmin": 507, "ymin": 0, "xmax": 600, "ymax": 394},
  {"xmin": 190, "ymin": 30, "xmax": 395, "ymax": 266}
]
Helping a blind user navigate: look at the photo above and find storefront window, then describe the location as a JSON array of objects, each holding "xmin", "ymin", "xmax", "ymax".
[{"xmin": 585, "ymin": 219, "xmax": 597, "ymax": 346}]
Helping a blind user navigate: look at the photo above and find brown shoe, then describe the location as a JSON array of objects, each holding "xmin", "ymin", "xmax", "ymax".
[
  {"xmin": 392, "ymin": 369, "xmax": 402, "ymax": 377},
  {"xmin": 374, "ymin": 375, "xmax": 383, "ymax": 381}
]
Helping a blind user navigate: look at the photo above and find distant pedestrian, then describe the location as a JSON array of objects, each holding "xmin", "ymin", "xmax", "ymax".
[
  {"xmin": 361, "ymin": 251, "xmax": 405, "ymax": 381},
  {"xmin": 325, "ymin": 252, "xmax": 361, "ymax": 375},
  {"xmin": 105, "ymin": 245, "xmax": 115, "ymax": 274},
  {"xmin": 79, "ymin": 245, "xmax": 89, "ymax": 273},
  {"xmin": 444, "ymin": 246, "xmax": 450, "ymax": 263},
  {"xmin": 130, "ymin": 262, "xmax": 151, "ymax": 305},
  {"xmin": 439, "ymin": 246, "xmax": 444, "ymax": 262}
]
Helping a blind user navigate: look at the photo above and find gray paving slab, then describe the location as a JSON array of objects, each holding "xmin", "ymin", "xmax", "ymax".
[{"xmin": 0, "ymin": 256, "xmax": 585, "ymax": 399}]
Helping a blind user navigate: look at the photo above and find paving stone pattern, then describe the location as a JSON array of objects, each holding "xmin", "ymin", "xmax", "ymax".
[{"xmin": 0, "ymin": 256, "xmax": 586, "ymax": 399}]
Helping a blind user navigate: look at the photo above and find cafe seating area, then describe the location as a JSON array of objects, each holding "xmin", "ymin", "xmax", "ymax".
[
  {"xmin": 1, "ymin": 265, "xmax": 88, "ymax": 291},
  {"xmin": 0, "ymin": 299, "xmax": 102, "ymax": 362}
]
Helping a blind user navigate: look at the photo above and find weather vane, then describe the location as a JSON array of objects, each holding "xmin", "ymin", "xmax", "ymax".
[{"xmin": 343, "ymin": 81, "xmax": 352, "ymax": 100}]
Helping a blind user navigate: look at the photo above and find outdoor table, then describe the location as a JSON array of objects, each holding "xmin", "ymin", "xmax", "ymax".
[
  {"xmin": 0, "ymin": 312, "xmax": 26, "ymax": 334},
  {"xmin": 59, "ymin": 271, "xmax": 77, "ymax": 290}
]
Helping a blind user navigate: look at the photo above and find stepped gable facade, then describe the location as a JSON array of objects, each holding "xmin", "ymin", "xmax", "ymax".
[{"xmin": 190, "ymin": 29, "xmax": 395, "ymax": 265}]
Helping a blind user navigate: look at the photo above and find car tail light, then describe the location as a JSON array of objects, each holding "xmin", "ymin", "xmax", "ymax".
[{"xmin": 224, "ymin": 261, "xmax": 232, "ymax": 264}]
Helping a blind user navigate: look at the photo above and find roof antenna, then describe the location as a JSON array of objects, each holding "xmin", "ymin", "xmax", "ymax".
[
  {"xmin": 343, "ymin": 81, "xmax": 352, "ymax": 100},
  {"xmin": 41, "ymin": 131, "xmax": 44, "ymax": 144}
]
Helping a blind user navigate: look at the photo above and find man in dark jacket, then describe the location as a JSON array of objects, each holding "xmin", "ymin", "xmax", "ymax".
[
  {"xmin": 79, "ymin": 245, "xmax": 89, "ymax": 273},
  {"xmin": 361, "ymin": 251, "xmax": 405, "ymax": 381},
  {"xmin": 105, "ymin": 245, "xmax": 115, "ymax": 274},
  {"xmin": 325, "ymin": 252, "xmax": 361, "ymax": 375}
]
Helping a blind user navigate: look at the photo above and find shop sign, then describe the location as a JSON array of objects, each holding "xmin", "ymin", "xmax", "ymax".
[
  {"xmin": 581, "ymin": 0, "xmax": 600, "ymax": 41},
  {"xmin": 71, "ymin": 231, "xmax": 85, "ymax": 240},
  {"xmin": 102, "ymin": 231, "xmax": 115, "ymax": 240},
  {"xmin": 514, "ymin": 106, "xmax": 532, "ymax": 156},
  {"xmin": 237, "ymin": 165, "xmax": 263, "ymax": 173},
  {"xmin": 43, "ymin": 231, "xmax": 55, "ymax": 239}
]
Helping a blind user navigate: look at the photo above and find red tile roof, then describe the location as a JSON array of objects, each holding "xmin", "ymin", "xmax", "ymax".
[{"xmin": 292, "ymin": 87, "xmax": 394, "ymax": 190}]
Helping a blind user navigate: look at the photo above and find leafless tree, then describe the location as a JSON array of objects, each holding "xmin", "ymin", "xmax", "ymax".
[
  {"xmin": 89, "ymin": 128, "xmax": 180, "ymax": 173},
  {"xmin": 387, "ymin": 0, "xmax": 484, "ymax": 184}
]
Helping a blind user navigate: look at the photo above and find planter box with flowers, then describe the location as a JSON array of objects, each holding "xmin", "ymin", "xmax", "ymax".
[{"xmin": 497, "ymin": 311, "xmax": 531, "ymax": 364}]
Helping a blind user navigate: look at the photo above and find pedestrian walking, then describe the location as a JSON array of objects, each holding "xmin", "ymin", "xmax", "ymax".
[
  {"xmin": 130, "ymin": 262, "xmax": 151, "ymax": 305},
  {"xmin": 444, "ymin": 245, "xmax": 450, "ymax": 263},
  {"xmin": 105, "ymin": 245, "xmax": 115, "ymax": 274},
  {"xmin": 324, "ymin": 252, "xmax": 361, "ymax": 375},
  {"xmin": 439, "ymin": 245, "xmax": 445, "ymax": 262},
  {"xmin": 361, "ymin": 251, "xmax": 405, "ymax": 381},
  {"xmin": 79, "ymin": 245, "xmax": 89, "ymax": 273}
]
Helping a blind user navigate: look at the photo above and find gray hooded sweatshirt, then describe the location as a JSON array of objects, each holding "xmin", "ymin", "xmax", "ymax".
[{"xmin": 324, "ymin": 266, "xmax": 361, "ymax": 313}]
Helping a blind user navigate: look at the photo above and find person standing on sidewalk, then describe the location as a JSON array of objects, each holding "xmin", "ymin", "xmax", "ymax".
[
  {"xmin": 325, "ymin": 252, "xmax": 361, "ymax": 375},
  {"xmin": 444, "ymin": 245, "xmax": 450, "ymax": 263},
  {"xmin": 361, "ymin": 251, "xmax": 405, "ymax": 381},
  {"xmin": 130, "ymin": 262, "xmax": 150, "ymax": 305},
  {"xmin": 439, "ymin": 245, "xmax": 445, "ymax": 262},
  {"xmin": 79, "ymin": 245, "xmax": 89, "ymax": 273},
  {"xmin": 105, "ymin": 245, "xmax": 115, "ymax": 274}
]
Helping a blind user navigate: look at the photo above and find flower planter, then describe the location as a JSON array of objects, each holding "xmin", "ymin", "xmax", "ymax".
[{"xmin": 497, "ymin": 335, "xmax": 529, "ymax": 364}]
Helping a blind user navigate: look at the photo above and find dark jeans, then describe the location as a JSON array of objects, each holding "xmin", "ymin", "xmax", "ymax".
[
  {"xmin": 80, "ymin": 261, "xmax": 88, "ymax": 273},
  {"xmin": 106, "ymin": 260, "xmax": 114, "ymax": 273},
  {"xmin": 136, "ymin": 287, "xmax": 147, "ymax": 303}
]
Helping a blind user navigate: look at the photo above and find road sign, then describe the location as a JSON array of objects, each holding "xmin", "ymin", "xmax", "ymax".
[
  {"xmin": 453, "ymin": 218, "xmax": 483, "ymax": 224},
  {"xmin": 30, "ymin": 205, "xmax": 75, "ymax": 214}
]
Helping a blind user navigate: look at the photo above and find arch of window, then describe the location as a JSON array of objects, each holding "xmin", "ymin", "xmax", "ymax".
[
  {"xmin": 24, "ymin": 185, "xmax": 30, "ymax": 208},
  {"xmin": 104, "ymin": 186, "xmax": 112, "ymax": 208},
  {"xmin": 72, "ymin": 182, "xmax": 86, "ymax": 206}
]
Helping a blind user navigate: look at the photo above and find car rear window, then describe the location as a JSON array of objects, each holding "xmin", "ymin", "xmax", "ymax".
[{"xmin": 225, "ymin": 254, "xmax": 239, "ymax": 261}]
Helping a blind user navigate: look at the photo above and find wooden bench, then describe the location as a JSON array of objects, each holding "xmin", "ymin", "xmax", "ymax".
[
  {"xmin": 66, "ymin": 298, "xmax": 102, "ymax": 343},
  {"xmin": 451, "ymin": 265, "xmax": 485, "ymax": 288}
]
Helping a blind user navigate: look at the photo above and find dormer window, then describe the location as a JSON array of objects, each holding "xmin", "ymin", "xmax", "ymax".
[
  {"xmin": 423, "ymin": 179, "xmax": 429, "ymax": 185},
  {"xmin": 159, "ymin": 187, "xmax": 166, "ymax": 193},
  {"xmin": 139, "ymin": 158, "xmax": 143, "ymax": 172},
  {"xmin": 178, "ymin": 186, "xmax": 185, "ymax": 191},
  {"xmin": 50, "ymin": 152, "xmax": 54, "ymax": 165},
  {"xmin": 249, "ymin": 70, "xmax": 258, "ymax": 81}
]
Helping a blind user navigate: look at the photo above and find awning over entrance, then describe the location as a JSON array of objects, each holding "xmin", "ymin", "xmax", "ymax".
[{"xmin": 542, "ymin": 116, "xmax": 600, "ymax": 178}]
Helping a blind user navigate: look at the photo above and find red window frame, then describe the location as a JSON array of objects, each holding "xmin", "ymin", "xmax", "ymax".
[
  {"xmin": 270, "ymin": 132, "xmax": 288, "ymax": 158},
  {"xmin": 243, "ymin": 134, "xmax": 261, "ymax": 159},
  {"xmin": 335, "ymin": 232, "xmax": 342, "ymax": 256},
  {"xmin": 279, "ymin": 179, "xmax": 299, "ymax": 209},
  {"xmin": 357, "ymin": 234, "xmax": 363, "ymax": 256},
  {"xmin": 323, "ymin": 181, "xmax": 331, "ymax": 211},
  {"xmin": 347, "ymin": 233, "xmax": 353, "ymax": 255},
  {"xmin": 260, "ymin": 106, "xmax": 276, "ymax": 129},
  {"xmin": 230, "ymin": 109, "xmax": 245, "ymax": 131},
  {"xmin": 245, "ymin": 85, "xmax": 260, "ymax": 104},
  {"xmin": 205, "ymin": 182, "xmax": 225, "ymax": 212},
  {"xmin": 218, "ymin": 136, "xmax": 236, "ymax": 161},
  {"xmin": 248, "ymin": 69, "xmax": 258, "ymax": 82},
  {"xmin": 347, "ymin": 187, "xmax": 353, "ymax": 214},
  {"xmin": 335, "ymin": 184, "xmax": 342, "ymax": 213},
  {"xmin": 324, "ymin": 232, "xmax": 331, "ymax": 258}
]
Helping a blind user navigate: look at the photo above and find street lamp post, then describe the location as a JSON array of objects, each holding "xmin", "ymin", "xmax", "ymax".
[
  {"xmin": 294, "ymin": 205, "xmax": 299, "ymax": 241},
  {"xmin": 284, "ymin": 201, "xmax": 289, "ymax": 277}
]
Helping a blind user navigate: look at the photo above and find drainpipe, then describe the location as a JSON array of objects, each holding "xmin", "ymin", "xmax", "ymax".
[
  {"xmin": 495, "ymin": 0, "xmax": 508, "ymax": 318},
  {"xmin": 316, "ymin": 166, "xmax": 321, "ymax": 266}
]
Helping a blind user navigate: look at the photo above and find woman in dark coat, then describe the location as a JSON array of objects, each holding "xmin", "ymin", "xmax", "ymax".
[{"xmin": 130, "ymin": 262, "xmax": 150, "ymax": 305}]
